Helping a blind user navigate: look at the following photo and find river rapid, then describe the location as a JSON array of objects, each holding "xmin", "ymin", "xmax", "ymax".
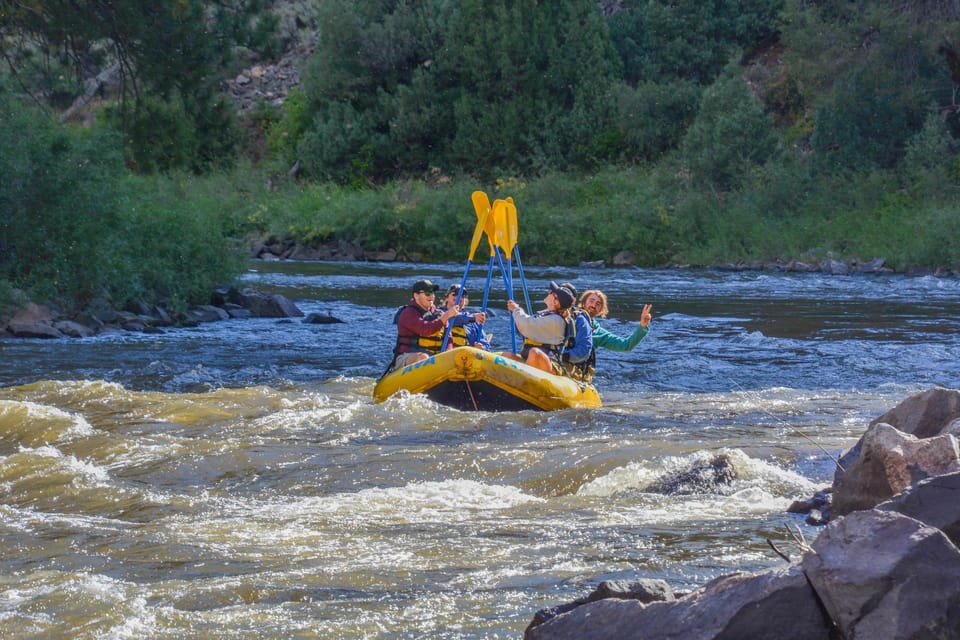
[{"xmin": 2, "ymin": 260, "xmax": 959, "ymax": 639}]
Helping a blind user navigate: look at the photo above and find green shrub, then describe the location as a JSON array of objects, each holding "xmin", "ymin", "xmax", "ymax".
[
  {"xmin": 680, "ymin": 61, "xmax": 777, "ymax": 192},
  {"xmin": 266, "ymin": 88, "xmax": 310, "ymax": 168},
  {"xmin": 0, "ymin": 86, "xmax": 127, "ymax": 309},
  {"xmin": 902, "ymin": 107, "xmax": 958, "ymax": 196},
  {"xmin": 614, "ymin": 80, "xmax": 702, "ymax": 163}
]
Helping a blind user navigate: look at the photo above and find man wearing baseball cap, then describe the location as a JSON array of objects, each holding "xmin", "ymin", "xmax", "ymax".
[{"xmin": 391, "ymin": 279, "xmax": 459, "ymax": 369}]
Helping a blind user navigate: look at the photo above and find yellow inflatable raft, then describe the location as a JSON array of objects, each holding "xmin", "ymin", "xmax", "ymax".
[{"xmin": 373, "ymin": 346, "xmax": 601, "ymax": 411}]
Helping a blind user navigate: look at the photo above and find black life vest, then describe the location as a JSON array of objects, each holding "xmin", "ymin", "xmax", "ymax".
[{"xmin": 562, "ymin": 309, "xmax": 596, "ymax": 382}]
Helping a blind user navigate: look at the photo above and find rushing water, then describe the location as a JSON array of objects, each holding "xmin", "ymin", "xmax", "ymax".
[{"xmin": 2, "ymin": 261, "xmax": 959, "ymax": 639}]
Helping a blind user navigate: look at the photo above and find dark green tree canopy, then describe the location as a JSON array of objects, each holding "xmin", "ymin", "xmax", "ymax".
[
  {"xmin": 0, "ymin": 0, "xmax": 277, "ymax": 172},
  {"xmin": 299, "ymin": 0, "xmax": 623, "ymax": 181}
]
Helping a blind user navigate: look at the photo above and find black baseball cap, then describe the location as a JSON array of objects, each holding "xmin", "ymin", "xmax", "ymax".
[
  {"xmin": 549, "ymin": 281, "xmax": 575, "ymax": 310},
  {"xmin": 412, "ymin": 279, "xmax": 440, "ymax": 293}
]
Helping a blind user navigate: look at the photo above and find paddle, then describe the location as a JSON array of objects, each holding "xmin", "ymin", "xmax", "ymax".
[
  {"xmin": 505, "ymin": 197, "xmax": 532, "ymax": 312},
  {"xmin": 441, "ymin": 198, "xmax": 492, "ymax": 351},
  {"xmin": 471, "ymin": 191, "xmax": 498, "ymax": 314},
  {"xmin": 491, "ymin": 198, "xmax": 520, "ymax": 353}
]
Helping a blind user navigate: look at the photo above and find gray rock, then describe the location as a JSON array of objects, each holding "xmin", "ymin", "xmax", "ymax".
[
  {"xmin": 820, "ymin": 259, "xmax": 849, "ymax": 275},
  {"xmin": 303, "ymin": 312, "xmax": 343, "ymax": 324},
  {"xmin": 804, "ymin": 509, "xmax": 960, "ymax": 640},
  {"xmin": 53, "ymin": 320, "xmax": 96, "ymax": 338},
  {"xmin": 526, "ymin": 564, "xmax": 831, "ymax": 640},
  {"xmin": 876, "ymin": 470, "xmax": 960, "ymax": 547},
  {"xmin": 645, "ymin": 453, "xmax": 737, "ymax": 495},
  {"xmin": 868, "ymin": 386, "xmax": 960, "ymax": 438},
  {"xmin": 526, "ymin": 578, "xmax": 674, "ymax": 634},
  {"xmin": 832, "ymin": 422, "xmax": 960, "ymax": 517},
  {"xmin": 7, "ymin": 321, "xmax": 63, "ymax": 339},
  {"xmin": 189, "ymin": 305, "xmax": 231, "ymax": 323},
  {"xmin": 239, "ymin": 292, "xmax": 304, "ymax": 318}
]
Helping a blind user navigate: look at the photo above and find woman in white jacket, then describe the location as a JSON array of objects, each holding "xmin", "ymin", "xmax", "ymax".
[{"xmin": 503, "ymin": 281, "xmax": 575, "ymax": 374}]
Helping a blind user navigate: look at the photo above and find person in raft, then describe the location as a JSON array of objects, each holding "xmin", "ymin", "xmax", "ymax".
[
  {"xmin": 504, "ymin": 281, "xmax": 576, "ymax": 374},
  {"xmin": 392, "ymin": 279, "xmax": 460, "ymax": 368},
  {"xmin": 438, "ymin": 284, "xmax": 491, "ymax": 350},
  {"xmin": 580, "ymin": 289, "xmax": 653, "ymax": 354},
  {"xmin": 556, "ymin": 282, "xmax": 595, "ymax": 381}
]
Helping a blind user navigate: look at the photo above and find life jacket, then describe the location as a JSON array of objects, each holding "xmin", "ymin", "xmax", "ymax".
[
  {"xmin": 393, "ymin": 303, "xmax": 445, "ymax": 354},
  {"xmin": 447, "ymin": 323, "xmax": 469, "ymax": 347},
  {"xmin": 562, "ymin": 309, "xmax": 596, "ymax": 383},
  {"xmin": 519, "ymin": 310, "xmax": 574, "ymax": 366}
]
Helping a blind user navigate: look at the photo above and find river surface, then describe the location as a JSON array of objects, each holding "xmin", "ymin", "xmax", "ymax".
[{"xmin": 2, "ymin": 260, "xmax": 959, "ymax": 639}]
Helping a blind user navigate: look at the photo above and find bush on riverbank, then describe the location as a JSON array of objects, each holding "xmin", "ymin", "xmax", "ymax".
[
  {"xmin": 0, "ymin": 86, "xmax": 243, "ymax": 316},
  {"xmin": 208, "ymin": 156, "xmax": 959, "ymax": 273}
]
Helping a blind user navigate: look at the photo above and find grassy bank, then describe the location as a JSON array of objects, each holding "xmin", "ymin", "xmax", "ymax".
[{"xmin": 201, "ymin": 161, "xmax": 960, "ymax": 274}]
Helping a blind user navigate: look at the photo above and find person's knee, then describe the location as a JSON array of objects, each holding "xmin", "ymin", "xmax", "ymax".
[
  {"xmin": 396, "ymin": 352, "xmax": 429, "ymax": 367},
  {"xmin": 526, "ymin": 349, "xmax": 553, "ymax": 373}
]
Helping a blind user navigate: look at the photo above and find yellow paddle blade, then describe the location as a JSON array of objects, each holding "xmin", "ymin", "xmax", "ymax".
[
  {"xmin": 471, "ymin": 190, "xmax": 496, "ymax": 255},
  {"xmin": 492, "ymin": 199, "xmax": 509, "ymax": 255},
  {"xmin": 468, "ymin": 197, "xmax": 492, "ymax": 261},
  {"xmin": 505, "ymin": 197, "xmax": 518, "ymax": 255}
]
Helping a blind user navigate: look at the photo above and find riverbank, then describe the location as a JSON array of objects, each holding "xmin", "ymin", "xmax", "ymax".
[
  {"xmin": 0, "ymin": 286, "xmax": 338, "ymax": 341},
  {"xmin": 250, "ymin": 235, "xmax": 960, "ymax": 278},
  {"xmin": 3, "ymin": 246, "xmax": 958, "ymax": 342}
]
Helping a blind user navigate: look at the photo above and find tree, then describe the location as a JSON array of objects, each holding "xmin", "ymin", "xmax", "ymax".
[
  {"xmin": 297, "ymin": 0, "xmax": 622, "ymax": 180},
  {"xmin": 607, "ymin": 0, "xmax": 784, "ymax": 86},
  {"xmin": 0, "ymin": 0, "xmax": 276, "ymax": 173},
  {"xmin": 0, "ymin": 82, "xmax": 125, "ymax": 307},
  {"xmin": 680, "ymin": 60, "xmax": 777, "ymax": 191},
  {"xmin": 782, "ymin": 0, "xmax": 955, "ymax": 173}
]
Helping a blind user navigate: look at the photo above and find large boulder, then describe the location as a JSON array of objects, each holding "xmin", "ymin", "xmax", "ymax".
[
  {"xmin": 53, "ymin": 320, "xmax": 96, "ymax": 338},
  {"xmin": 644, "ymin": 452, "xmax": 738, "ymax": 495},
  {"xmin": 869, "ymin": 387, "xmax": 960, "ymax": 438},
  {"xmin": 5, "ymin": 303, "xmax": 62, "ymax": 338},
  {"xmin": 237, "ymin": 292, "xmax": 304, "ymax": 318},
  {"xmin": 525, "ymin": 564, "xmax": 832, "ymax": 640},
  {"xmin": 526, "ymin": 578, "xmax": 674, "ymax": 636},
  {"xmin": 832, "ymin": 422, "xmax": 960, "ymax": 517},
  {"xmin": 803, "ymin": 509, "xmax": 960, "ymax": 640},
  {"xmin": 834, "ymin": 387, "xmax": 960, "ymax": 493},
  {"xmin": 876, "ymin": 470, "xmax": 960, "ymax": 547}
]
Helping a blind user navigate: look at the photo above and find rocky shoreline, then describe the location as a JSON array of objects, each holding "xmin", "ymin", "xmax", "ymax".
[
  {"xmin": 3, "ymin": 246, "xmax": 957, "ymax": 342},
  {"xmin": 525, "ymin": 387, "xmax": 960, "ymax": 639},
  {"xmin": 0, "ymin": 286, "xmax": 342, "ymax": 341},
  {"xmin": 252, "ymin": 235, "xmax": 959, "ymax": 277}
]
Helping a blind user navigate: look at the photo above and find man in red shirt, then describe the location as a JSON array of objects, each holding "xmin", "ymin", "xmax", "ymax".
[{"xmin": 392, "ymin": 279, "xmax": 459, "ymax": 368}]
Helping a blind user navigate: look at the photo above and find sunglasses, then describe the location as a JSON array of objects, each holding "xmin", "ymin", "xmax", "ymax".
[{"xmin": 417, "ymin": 291, "xmax": 436, "ymax": 297}]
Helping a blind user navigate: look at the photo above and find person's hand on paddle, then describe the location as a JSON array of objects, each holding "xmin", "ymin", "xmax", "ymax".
[
  {"xmin": 473, "ymin": 311, "xmax": 486, "ymax": 325},
  {"xmin": 441, "ymin": 306, "xmax": 459, "ymax": 323},
  {"xmin": 506, "ymin": 300, "xmax": 521, "ymax": 313},
  {"xmin": 640, "ymin": 304, "xmax": 653, "ymax": 328}
]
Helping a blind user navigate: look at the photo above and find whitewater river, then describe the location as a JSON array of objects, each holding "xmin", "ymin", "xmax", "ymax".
[{"xmin": 2, "ymin": 260, "xmax": 959, "ymax": 639}]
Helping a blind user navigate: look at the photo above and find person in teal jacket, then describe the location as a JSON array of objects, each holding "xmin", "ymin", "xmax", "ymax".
[{"xmin": 579, "ymin": 289, "xmax": 652, "ymax": 352}]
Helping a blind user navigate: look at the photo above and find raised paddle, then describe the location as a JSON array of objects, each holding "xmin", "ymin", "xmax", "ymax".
[
  {"xmin": 492, "ymin": 198, "xmax": 520, "ymax": 352},
  {"xmin": 505, "ymin": 197, "xmax": 532, "ymax": 312},
  {"xmin": 440, "ymin": 198, "xmax": 493, "ymax": 350},
  {"xmin": 471, "ymin": 190, "xmax": 499, "ymax": 315}
]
